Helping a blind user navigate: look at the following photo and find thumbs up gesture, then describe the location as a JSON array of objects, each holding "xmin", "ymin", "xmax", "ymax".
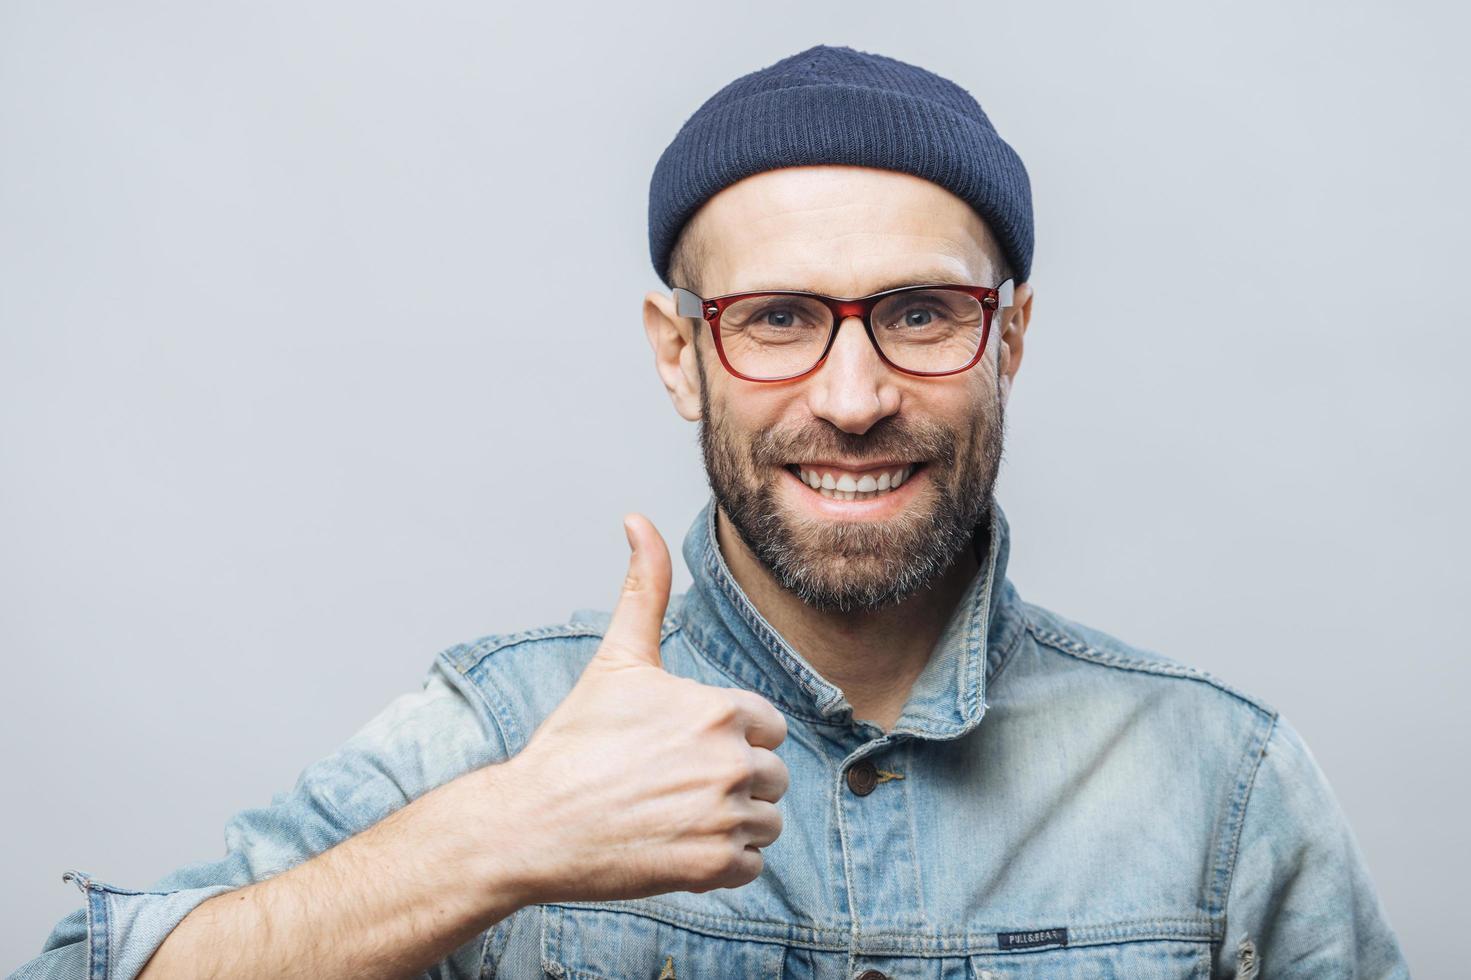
[{"xmin": 501, "ymin": 514, "xmax": 790, "ymax": 904}]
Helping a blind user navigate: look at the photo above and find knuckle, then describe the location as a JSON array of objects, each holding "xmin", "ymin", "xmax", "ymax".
[
  {"xmin": 699, "ymin": 692, "xmax": 741, "ymax": 730},
  {"xmin": 764, "ymin": 759, "xmax": 788, "ymax": 800},
  {"xmin": 702, "ymin": 795, "xmax": 745, "ymax": 834},
  {"xmin": 747, "ymin": 818, "xmax": 780, "ymax": 850},
  {"xmin": 720, "ymin": 749, "xmax": 757, "ymax": 790},
  {"xmin": 734, "ymin": 847, "xmax": 764, "ymax": 884},
  {"xmin": 689, "ymin": 843, "xmax": 761, "ymax": 891},
  {"xmin": 695, "ymin": 841, "xmax": 743, "ymax": 881}
]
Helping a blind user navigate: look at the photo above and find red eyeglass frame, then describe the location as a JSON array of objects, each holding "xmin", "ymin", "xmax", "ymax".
[{"xmin": 672, "ymin": 280, "xmax": 1015, "ymax": 383}]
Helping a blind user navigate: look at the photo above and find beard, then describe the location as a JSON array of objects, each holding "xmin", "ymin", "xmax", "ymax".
[{"xmin": 696, "ymin": 349, "xmax": 1005, "ymax": 614}]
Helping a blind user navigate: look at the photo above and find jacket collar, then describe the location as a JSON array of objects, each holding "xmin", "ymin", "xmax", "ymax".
[{"xmin": 674, "ymin": 493, "xmax": 1023, "ymax": 741}]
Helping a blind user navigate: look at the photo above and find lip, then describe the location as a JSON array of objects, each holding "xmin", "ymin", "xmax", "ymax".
[
  {"xmin": 779, "ymin": 461, "xmax": 927, "ymax": 521},
  {"xmin": 788, "ymin": 458, "xmax": 915, "ymax": 471}
]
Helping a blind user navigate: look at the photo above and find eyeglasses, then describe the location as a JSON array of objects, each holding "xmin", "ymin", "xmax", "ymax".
[{"xmin": 673, "ymin": 280, "xmax": 1015, "ymax": 383}]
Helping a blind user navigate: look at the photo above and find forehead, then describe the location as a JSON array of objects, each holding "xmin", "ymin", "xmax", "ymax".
[{"xmin": 688, "ymin": 165, "xmax": 1001, "ymax": 297}]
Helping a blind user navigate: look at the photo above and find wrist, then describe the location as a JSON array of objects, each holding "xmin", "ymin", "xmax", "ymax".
[{"xmin": 451, "ymin": 757, "xmax": 558, "ymax": 911}]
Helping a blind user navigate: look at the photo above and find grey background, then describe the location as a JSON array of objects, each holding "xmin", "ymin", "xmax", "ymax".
[{"xmin": 2, "ymin": 0, "xmax": 1466, "ymax": 974}]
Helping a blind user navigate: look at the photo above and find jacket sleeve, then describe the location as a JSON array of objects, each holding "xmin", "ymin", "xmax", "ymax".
[
  {"xmin": 1215, "ymin": 712, "xmax": 1411, "ymax": 978},
  {"xmin": 8, "ymin": 652, "xmax": 510, "ymax": 980}
]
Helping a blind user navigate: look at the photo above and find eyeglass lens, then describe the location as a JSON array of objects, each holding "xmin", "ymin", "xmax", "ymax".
[{"xmin": 716, "ymin": 289, "xmax": 987, "ymax": 379}]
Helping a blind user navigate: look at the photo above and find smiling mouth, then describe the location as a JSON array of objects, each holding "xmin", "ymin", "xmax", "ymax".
[{"xmin": 785, "ymin": 462, "xmax": 923, "ymax": 501}]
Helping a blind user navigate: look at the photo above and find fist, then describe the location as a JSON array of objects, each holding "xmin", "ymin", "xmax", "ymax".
[{"xmin": 504, "ymin": 513, "xmax": 789, "ymax": 904}]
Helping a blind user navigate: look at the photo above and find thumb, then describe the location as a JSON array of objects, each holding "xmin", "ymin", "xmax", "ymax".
[{"xmin": 595, "ymin": 513, "xmax": 671, "ymax": 669}]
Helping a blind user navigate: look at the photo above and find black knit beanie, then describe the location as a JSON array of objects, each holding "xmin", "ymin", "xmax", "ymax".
[{"xmin": 647, "ymin": 44, "xmax": 1033, "ymax": 289}]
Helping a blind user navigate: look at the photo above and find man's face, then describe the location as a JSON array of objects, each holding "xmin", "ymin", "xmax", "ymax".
[{"xmin": 672, "ymin": 165, "xmax": 1012, "ymax": 614}]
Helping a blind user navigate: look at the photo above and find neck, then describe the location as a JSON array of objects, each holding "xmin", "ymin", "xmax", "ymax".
[{"xmin": 715, "ymin": 505, "xmax": 982, "ymax": 732}]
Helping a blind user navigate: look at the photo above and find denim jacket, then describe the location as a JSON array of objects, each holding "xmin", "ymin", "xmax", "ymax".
[{"xmin": 14, "ymin": 496, "xmax": 1409, "ymax": 979}]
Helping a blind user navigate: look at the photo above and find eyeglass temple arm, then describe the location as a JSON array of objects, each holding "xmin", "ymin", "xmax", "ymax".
[
  {"xmin": 996, "ymin": 279, "xmax": 1016, "ymax": 310},
  {"xmin": 673, "ymin": 287, "xmax": 707, "ymax": 319}
]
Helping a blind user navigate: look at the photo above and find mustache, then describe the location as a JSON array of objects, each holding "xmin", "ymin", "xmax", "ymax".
[{"xmin": 749, "ymin": 414, "xmax": 959, "ymax": 469}]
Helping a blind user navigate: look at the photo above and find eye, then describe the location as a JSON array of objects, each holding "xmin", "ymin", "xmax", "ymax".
[
  {"xmin": 761, "ymin": 306, "xmax": 801, "ymax": 328},
  {"xmin": 901, "ymin": 307, "xmax": 937, "ymax": 327},
  {"xmin": 720, "ymin": 295, "xmax": 828, "ymax": 334},
  {"xmin": 889, "ymin": 303, "xmax": 950, "ymax": 330}
]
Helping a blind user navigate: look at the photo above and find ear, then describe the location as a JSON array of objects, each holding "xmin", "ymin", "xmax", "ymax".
[
  {"xmin": 997, "ymin": 281, "xmax": 1034, "ymax": 406},
  {"xmin": 643, "ymin": 289, "xmax": 703, "ymax": 422}
]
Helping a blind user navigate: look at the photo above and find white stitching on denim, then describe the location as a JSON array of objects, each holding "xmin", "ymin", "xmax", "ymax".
[{"xmin": 1023, "ymin": 616, "xmax": 1276, "ymax": 716}]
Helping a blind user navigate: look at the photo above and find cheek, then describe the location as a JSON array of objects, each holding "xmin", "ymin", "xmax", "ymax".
[
  {"xmin": 712, "ymin": 385, "xmax": 800, "ymax": 438},
  {"xmin": 909, "ymin": 378, "xmax": 991, "ymax": 426}
]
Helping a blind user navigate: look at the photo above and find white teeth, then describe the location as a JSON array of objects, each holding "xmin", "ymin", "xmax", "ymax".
[{"xmin": 795, "ymin": 464, "xmax": 917, "ymax": 501}]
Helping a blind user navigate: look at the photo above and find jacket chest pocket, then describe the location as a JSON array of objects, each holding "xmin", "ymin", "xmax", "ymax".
[
  {"xmin": 539, "ymin": 903, "xmax": 789, "ymax": 980},
  {"xmin": 968, "ymin": 939, "xmax": 1212, "ymax": 979}
]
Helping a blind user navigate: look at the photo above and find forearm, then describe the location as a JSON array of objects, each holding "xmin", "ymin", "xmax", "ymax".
[{"xmin": 137, "ymin": 762, "xmax": 534, "ymax": 980}]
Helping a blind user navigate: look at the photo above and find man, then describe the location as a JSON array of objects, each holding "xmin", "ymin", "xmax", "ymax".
[{"xmin": 13, "ymin": 44, "xmax": 1407, "ymax": 980}]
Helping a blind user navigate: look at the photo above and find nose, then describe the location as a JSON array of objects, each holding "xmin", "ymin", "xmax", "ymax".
[{"xmin": 805, "ymin": 315, "xmax": 901, "ymax": 434}]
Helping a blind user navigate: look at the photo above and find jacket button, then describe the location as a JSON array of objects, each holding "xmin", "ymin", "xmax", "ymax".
[
  {"xmin": 856, "ymin": 971, "xmax": 889, "ymax": 980},
  {"xmin": 846, "ymin": 759, "xmax": 879, "ymax": 796}
]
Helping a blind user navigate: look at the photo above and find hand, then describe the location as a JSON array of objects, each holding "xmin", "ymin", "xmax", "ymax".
[{"xmin": 500, "ymin": 513, "xmax": 789, "ymax": 904}]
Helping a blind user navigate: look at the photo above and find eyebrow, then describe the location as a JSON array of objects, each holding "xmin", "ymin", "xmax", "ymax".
[{"xmin": 733, "ymin": 271, "xmax": 981, "ymax": 296}]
